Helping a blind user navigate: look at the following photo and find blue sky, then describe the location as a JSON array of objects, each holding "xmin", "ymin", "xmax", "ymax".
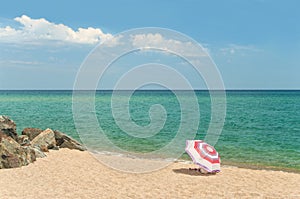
[{"xmin": 0, "ymin": 0, "xmax": 299, "ymax": 89}]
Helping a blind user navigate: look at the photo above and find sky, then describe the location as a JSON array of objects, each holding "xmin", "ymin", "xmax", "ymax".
[{"xmin": 0, "ymin": 0, "xmax": 299, "ymax": 89}]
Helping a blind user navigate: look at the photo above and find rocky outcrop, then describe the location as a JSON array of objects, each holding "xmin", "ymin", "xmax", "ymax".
[
  {"xmin": 32, "ymin": 147, "xmax": 46, "ymax": 158},
  {"xmin": 54, "ymin": 130, "xmax": 86, "ymax": 151},
  {"xmin": 22, "ymin": 128, "xmax": 43, "ymax": 141},
  {"xmin": 0, "ymin": 115, "xmax": 86, "ymax": 169},
  {"xmin": 18, "ymin": 135, "xmax": 30, "ymax": 146},
  {"xmin": 31, "ymin": 128, "xmax": 56, "ymax": 150},
  {"xmin": 0, "ymin": 131, "xmax": 36, "ymax": 169},
  {"xmin": 0, "ymin": 116, "xmax": 18, "ymax": 141}
]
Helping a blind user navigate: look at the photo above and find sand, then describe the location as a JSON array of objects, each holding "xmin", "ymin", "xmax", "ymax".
[{"xmin": 0, "ymin": 149, "xmax": 299, "ymax": 199}]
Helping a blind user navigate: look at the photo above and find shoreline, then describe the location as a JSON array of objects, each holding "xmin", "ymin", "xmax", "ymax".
[
  {"xmin": 1, "ymin": 149, "xmax": 299, "ymax": 198},
  {"xmin": 220, "ymin": 161, "xmax": 300, "ymax": 174},
  {"xmin": 91, "ymin": 150, "xmax": 300, "ymax": 174}
]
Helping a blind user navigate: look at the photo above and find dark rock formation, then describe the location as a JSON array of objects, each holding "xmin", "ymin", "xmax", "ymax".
[
  {"xmin": 31, "ymin": 128, "xmax": 56, "ymax": 150},
  {"xmin": 18, "ymin": 135, "xmax": 30, "ymax": 146},
  {"xmin": 54, "ymin": 130, "xmax": 86, "ymax": 151},
  {"xmin": 0, "ymin": 115, "xmax": 86, "ymax": 169},
  {"xmin": 0, "ymin": 116, "xmax": 18, "ymax": 141},
  {"xmin": 39, "ymin": 145, "xmax": 49, "ymax": 152},
  {"xmin": 22, "ymin": 128, "xmax": 43, "ymax": 141},
  {"xmin": 0, "ymin": 131, "xmax": 36, "ymax": 169},
  {"xmin": 32, "ymin": 147, "xmax": 46, "ymax": 158}
]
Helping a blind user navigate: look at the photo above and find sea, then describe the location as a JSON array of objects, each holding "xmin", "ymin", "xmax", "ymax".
[{"xmin": 0, "ymin": 90, "xmax": 299, "ymax": 172}]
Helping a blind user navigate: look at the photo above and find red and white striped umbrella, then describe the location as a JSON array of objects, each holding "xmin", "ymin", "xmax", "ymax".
[{"xmin": 185, "ymin": 140, "xmax": 221, "ymax": 173}]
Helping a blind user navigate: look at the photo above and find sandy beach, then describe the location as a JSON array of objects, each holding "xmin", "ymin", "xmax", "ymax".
[{"xmin": 0, "ymin": 149, "xmax": 299, "ymax": 199}]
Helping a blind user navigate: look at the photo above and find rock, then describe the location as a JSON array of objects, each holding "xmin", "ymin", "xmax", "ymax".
[
  {"xmin": 0, "ymin": 116, "xmax": 86, "ymax": 169},
  {"xmin": 54, "ymin": 130, "xmax": 86, "ymax": 151},
  {"xmin": 39, "ymin": 145, "xmax": 49, "ymax": 152},
  {"xmin": 32, "ymin": 147, "xmax": 46, "ymax": 158},
  {"xmin": 54, "ymin": 130, "xmax": 65, "ymax": 146},
  {"xmin": 52, "ymin": 146, "xmax": 59, "ymax": 150},
  {"xmin": 18, "ymin": 135, "xmax": 30, "ymax": 146},
  {"xmin": 21, "ymin": 127, "xmax": 43, "ymax": 141},
  {"xmin": 0, "ymin": 131, "xmax": 36, "ymax": 169},
  {"xmin": 22, "ymin": 146, "xmax": 37, "ymax": 164},
  {"xmin": 59, "ymin": 141, "xmax": 86, "ymax": 151},
  {"xmin": 0, "ymin": 131, "xmax": 19, "ymax": 153},
  {"xmin": 0, "ymin": 116, "xmax": 18, "ymax": 141},
  {"xmin": 31, "ymin": 128, "xmax": 56, "ymax": 150}
]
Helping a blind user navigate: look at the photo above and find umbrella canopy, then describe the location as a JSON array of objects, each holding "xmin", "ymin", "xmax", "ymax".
[{"xmin": 185, "ymin": 140, "xmax": 221, "ymax": 173}]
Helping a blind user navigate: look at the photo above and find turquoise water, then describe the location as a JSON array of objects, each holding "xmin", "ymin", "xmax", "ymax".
[{"xmin": 0, "ymin": 90, "xmax": 299, "ymax": 171}]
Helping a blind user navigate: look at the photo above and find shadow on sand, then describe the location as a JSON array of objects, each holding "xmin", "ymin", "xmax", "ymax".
[{"xmin": 172, "ymin": 168, "xmax": 217, "ymax": 177}]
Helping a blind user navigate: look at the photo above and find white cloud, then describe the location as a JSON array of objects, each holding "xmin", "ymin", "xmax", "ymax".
[
  {"xmin": 101, "ymin": 35, "xmax": 123, "ymax": 47},
  {"xmin": 0, "ymin": 15, "xmax": 112, "ymax": 45},
  {"xmin": 220, "ymin": 44, "xmax": 261, "ymax": 55},
  {"xmin": 130, "ymin": 33, "xmax": 209, "ymax": 57},
  {"xmin": 7, "ymin": 60, "xmax": 41, "ymax": 65}
]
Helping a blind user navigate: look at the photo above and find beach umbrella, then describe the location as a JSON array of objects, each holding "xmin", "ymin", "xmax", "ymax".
[{"xmin": 185, "ymin": 140, "xmax": 221, "ymax": 173}]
